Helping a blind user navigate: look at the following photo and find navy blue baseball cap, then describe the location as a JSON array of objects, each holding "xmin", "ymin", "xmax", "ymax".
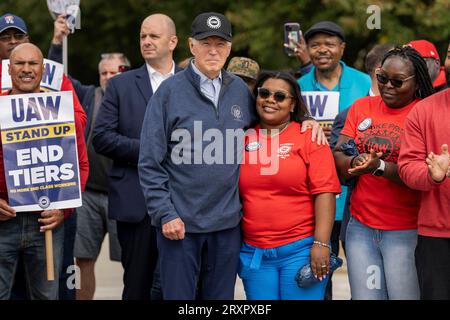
[
  {"xmin": 0, "ymin": 13, "xmax": 28, "ymax": 34},
  {"xmin": 191, "ymin": 12, "xmax": 232, "ymax": 42}
]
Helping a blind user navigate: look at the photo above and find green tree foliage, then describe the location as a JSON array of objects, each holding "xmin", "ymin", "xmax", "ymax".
[{"xmin": 1, "ymin": 0, "xmax": 449, "ymax": 85}]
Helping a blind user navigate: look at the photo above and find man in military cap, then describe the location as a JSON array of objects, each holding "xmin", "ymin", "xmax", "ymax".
[{"xmin": 226, "ymin": 56, "xmax": 260, "ymax": 90}]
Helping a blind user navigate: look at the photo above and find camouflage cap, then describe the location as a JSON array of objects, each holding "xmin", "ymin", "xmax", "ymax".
[{"xmin": 226, "ymin": 57, "xmax": 260, "ymax": 80}]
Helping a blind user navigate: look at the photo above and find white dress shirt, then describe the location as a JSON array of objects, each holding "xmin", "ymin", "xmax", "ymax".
[{"xmin": 146, "ymin": 61, "xmax": 176, "ymax": 93}]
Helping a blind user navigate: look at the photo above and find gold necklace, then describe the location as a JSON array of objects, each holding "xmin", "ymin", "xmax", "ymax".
[{"xmin": 266, "ymin": 121, "xmax": 290, "ymax": 137}]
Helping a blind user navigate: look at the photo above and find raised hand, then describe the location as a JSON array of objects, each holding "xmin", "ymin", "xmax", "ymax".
[{"xmin": 426, "ymin": 144, "xmax": 450, "ymax": 182}]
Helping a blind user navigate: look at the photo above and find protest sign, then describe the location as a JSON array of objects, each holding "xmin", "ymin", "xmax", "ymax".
[
  {"xmin": 0, "ymin": 91, "xmax": 82, "ymax": 212},
  {"xmin": 302, "ymin": 91, "xmax": 340, "ymax": 127},
  {"xmin": 1, "ymin": 59, "xmax": 64, "ymax": 93}
]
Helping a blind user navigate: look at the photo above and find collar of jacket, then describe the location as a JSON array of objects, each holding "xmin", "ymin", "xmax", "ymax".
[{"xmin": 184, "ymin": 60, "xmax": 234, "ymax": 97}]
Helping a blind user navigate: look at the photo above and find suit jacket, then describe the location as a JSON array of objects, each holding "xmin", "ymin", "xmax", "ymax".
[{"xmin": 92, "ymin": 64, "xmax": 182, "ymax": 222}]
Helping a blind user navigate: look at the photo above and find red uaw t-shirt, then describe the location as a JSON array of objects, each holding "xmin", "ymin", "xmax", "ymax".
[
  {"xmin": 341, "ymin": 95, "xmax": 421, "ymax": 230},
  {"xmin": 239, "ymin": 122, "xmax": 341, "ymax": 249}
]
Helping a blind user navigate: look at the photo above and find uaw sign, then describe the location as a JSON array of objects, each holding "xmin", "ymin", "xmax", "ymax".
[
  {"xmin": 302, "ymin": 91, "xmax": 340, "ymax": 127},
  {"xmin": 0, "ymin": 91, "xmax": 82, "ymax": 211},
  {"xmin": 1, "ymin": 59, "xmax": 64, "ymax": 93}
]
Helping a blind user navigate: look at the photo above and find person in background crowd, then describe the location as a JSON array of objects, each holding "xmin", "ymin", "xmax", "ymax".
[
  {"xmin": 0, "ymin": 12, "xmax": 87, "ymax": 300},
  {"xmin": 297, "ymin": 20, "xmax": 371, "ymax": 300},
  {"xmin": 444, "ymin": 43, "xmax": 450, "ymax": 88},
  {"xmin": 93, "ymin": 13, "xmax": 182, "ymax": 300},
  {"xmin": 238, "ymin": 71, "xmax": 341, "ymax": 300},
  {"xmin": 49, "ymin": 15, "xmax": 128, "ymax": 300},
  {"xmin": 0, "ymin": 43, "xmax": 88, "ymax": 300},
  {"xmin": 408, "ymin": 40, "xmax": 447, "ymax": 91},
  {"xmin": 177, "ymin": 57, "xmax": 191, "ymax": 69},
  {"xmin": 226, "ymin": 56, "xmax": 260, "ymax": 90},
  {"xmin": 334, "ymin": 45, "xmax": 434, "ymax": 300},
  {"xmin": 365, "ymin": 44, "xmax": 395, "ymax": 96},
  {"xmin": 398, "ymin": 86, "xmax": 450, "ymax": 300}
]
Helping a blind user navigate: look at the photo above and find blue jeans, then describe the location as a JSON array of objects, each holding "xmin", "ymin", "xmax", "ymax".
[
  {"xmin": 346, "ymin": 215, "xmax": 419, "ymax": 300},
  {"xmin": 238, "ymin": 236, "xmax": 328, "ymax": 300},
  {"xmin": 0, "ymin": 212, "xmax": 64, "ymax": 300}
]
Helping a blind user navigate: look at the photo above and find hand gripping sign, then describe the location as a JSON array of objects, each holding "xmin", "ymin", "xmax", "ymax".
[
  {"xmin": 47, "ymin": 0, "xmax": 80, "ymax": 32},
  {"xmin": 0, "ymin": 91, "xmax": 82, "ymax": 280},
  {"xmin": 47, "ymin": 0, "xmax": 81, "ymax": 75}
]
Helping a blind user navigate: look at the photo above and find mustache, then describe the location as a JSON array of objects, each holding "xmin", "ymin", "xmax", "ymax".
[{"xmin": 18, "ymin": 72, "xmax": 34, "ymax": 77}]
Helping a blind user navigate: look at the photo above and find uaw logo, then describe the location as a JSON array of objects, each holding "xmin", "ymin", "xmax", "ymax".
[
  {"xmin": 38, "ymin": 196, "xmax": 51, "ymax": 209},
  {"xmin": 207, "ymin": 16, "xmax": 221, "ymax": 29},
  {"xmin": 278, "ymin": 143, "xmax": 293, "ymax": 159},
  {"xmin": 231, "ymin": 105, "xmax": 243, "ymax": 121},
  {"xmin": 5, "ymin": 15, "xmax": 14, "ymax": 24}
]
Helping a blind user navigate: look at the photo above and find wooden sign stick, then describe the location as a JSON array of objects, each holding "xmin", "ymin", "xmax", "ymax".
[{"xmin": 45, "ymin": 229, "xmax": 55, "ymax": 281}]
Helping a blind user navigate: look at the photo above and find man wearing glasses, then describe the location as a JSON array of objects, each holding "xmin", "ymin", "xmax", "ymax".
[{"xmin": 0, "ymin": 14, "xmax": 28, "ymax": 59}]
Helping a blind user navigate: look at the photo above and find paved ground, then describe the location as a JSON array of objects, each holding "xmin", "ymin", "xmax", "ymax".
[{"xmin": 94, "ymin": 236, "xmax": 351, "ymax": 300}]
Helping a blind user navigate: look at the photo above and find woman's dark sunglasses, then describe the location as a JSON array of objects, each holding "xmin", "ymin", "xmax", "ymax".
[
  {"xmin": 376, "ymin": 72, "xmax": 415, "ymax": 88},
  {"xmin": 257, "ymin": 87, "xmax": 293, "ymax": 102}
]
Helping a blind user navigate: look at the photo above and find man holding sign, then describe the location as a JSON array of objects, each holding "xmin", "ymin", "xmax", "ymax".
[
  {"xmin": 297, "ymin": 21, "xmax": 371, "ymax": 300},
  {"xmin": 0, "ymin": 13, "xmax": 86, "ymax": 129},
  {"xmin": 0, "ymin": 43, "xmax": 88, "ymax": 300}
]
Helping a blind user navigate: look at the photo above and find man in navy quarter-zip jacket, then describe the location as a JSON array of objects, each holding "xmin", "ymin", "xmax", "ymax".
[
  {"xmin": 139, "ymin": 12, "xmax": 254, "ymax": 300},
  {"xmin": 139, "ymin": 12, "xmax": 325, "ymax": 300}
]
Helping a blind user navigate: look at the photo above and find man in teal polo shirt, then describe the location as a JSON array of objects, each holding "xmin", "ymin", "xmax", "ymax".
[{"xmin": 298, "ymin": 21, "xmax": 371, "ymax": 300}]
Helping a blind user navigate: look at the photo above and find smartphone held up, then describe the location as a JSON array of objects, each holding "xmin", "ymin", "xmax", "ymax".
[{"xmin": 284, "ymin": 22, "xmax": 301, "ymax": 56}]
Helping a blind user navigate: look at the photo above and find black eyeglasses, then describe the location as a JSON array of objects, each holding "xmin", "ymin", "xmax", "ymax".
[
  {"xmin": 376, "ymin": 72, "xmax": 415, "ymax": 88},
  {"xmin": 257, "ymin": 87, "xmax": 293, "ymax": 103},
  {"xmin": 0, "ymin": 33, "xmax": 28, "ymax": 42}
]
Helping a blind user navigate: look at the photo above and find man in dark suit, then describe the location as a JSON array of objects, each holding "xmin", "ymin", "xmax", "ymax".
[{"xmin": 92, "ymin": 13, "xmax": 181, "ymax": 300}]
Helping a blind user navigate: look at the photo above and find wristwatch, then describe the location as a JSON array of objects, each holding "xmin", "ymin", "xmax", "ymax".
[{"xmin": 372, "ymin": 159, "xmax": 385, "ymax": 176}]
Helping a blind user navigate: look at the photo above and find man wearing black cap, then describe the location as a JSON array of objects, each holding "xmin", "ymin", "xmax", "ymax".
[
  {"xmin": 298, "ymin": 21, "xmax": 371, "ymax": 300},
  {"xmin": 138, "ymin": 12, "xmax": 254, "ymax": 300}
]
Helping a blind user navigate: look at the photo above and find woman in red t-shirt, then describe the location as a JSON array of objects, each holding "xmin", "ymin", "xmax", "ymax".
[
  {"xmin": 238, "ymin": 71, "xmax": 341, "ymax": 300},
  {"xmin": 333, "ymin": 46, "xmax": 435, "ymax": 300}
]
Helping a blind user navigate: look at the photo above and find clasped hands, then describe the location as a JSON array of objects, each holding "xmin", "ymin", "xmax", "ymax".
[{"xmin": 348, "ymin": 149, "xmax": 383, "ymax": 176}]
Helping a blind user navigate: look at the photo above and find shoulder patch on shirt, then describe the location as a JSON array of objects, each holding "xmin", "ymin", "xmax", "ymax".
[{"xmin": 358, "ymin": 117, "xmax": 372, "ymax": 132}]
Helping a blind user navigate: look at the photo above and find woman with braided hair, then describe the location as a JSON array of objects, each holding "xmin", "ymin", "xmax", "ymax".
[{"xmin": 333, "ymin": 45, "xmax": 434, "ymax": 300}]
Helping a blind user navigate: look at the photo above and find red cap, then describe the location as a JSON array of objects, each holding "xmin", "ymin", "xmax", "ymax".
[
  {"xmin": 408, "ymin": 40, "xmax": 440, "ymax": 59},
  {"xmin": 433, "ymin": 67, "xmax": 446, "ymax": 88}
]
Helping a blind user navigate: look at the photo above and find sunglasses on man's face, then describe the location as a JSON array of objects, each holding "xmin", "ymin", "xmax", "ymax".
[
  {"xmin": 376, "ymin": 72, "xmax": 415, "ymax": 88},
  {"xmin": 257, "ymin": 87, "xmax": 293, "ymax": 103},
  {"xmin": 0, "ymin": 33, "xmax": 28, "ymax": 42}
]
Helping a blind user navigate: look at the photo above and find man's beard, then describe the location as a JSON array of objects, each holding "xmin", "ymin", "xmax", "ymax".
[{"xmin": 317, "ymin": 62, "xmax": 339, "ymax": 75}]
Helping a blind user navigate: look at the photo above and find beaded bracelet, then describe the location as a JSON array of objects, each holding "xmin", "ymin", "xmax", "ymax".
[{"xmin": 313, "ymin": 240, "xmax": 332, "ymax": 250}]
